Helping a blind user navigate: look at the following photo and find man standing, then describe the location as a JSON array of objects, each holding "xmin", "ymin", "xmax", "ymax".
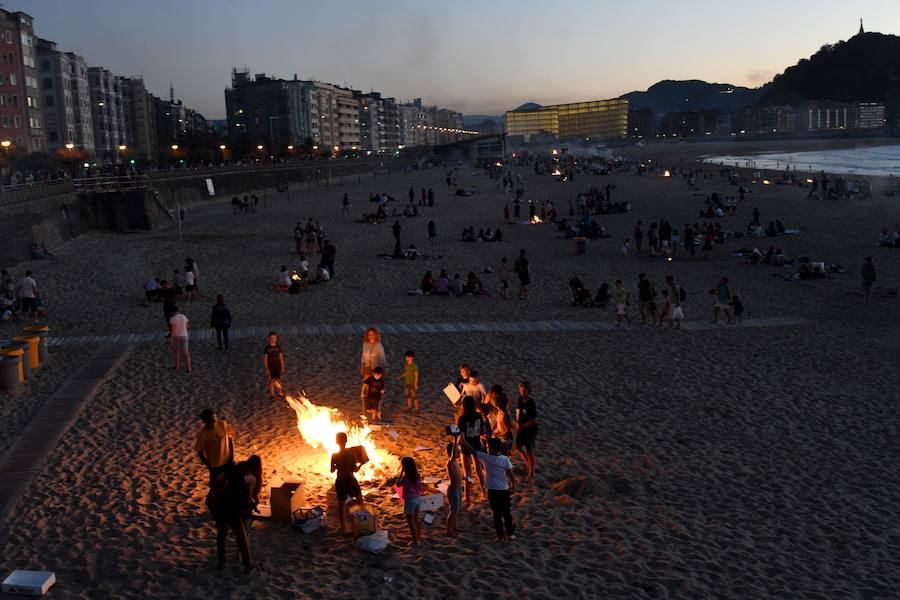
[
  {"xmin": 633, "ymin": 221, "xmax": 644, "ymax": 255},
  {"xmin": 293, "ymin": 221, "xmax": 304, "ymax": 254},
  {"xmin": 196, "ymin": 408, "xmax": 234, "ymax": 486},
  {"xmin": 320, "ymin": 239, "xmax": 337, "ymax": 278},
  {"xmin": 16, "ymin": 270, "xmax": 38, "ymax": 321},
  {"xmin": 498, "ymin": 257, "xmax": 512, "ymax": 299},
  {"xmin": 637, "ymin": 273, "xmax": 656, "ymax": 325},
  {"xmin": 169, "ymin": 306, "xmax": 192, "ymax": 373},
  {"xmin": 514, "ymin": 249, "xmax": 530, "ymax": 300},
  {"xmin": 342, "ymin": 193, "xmax": 350, "ymax": 216},
  {"xmin": 862, "ymin": 256, "xmax": 876, "ymax": 305},
  {"xmin": 263, "ymin": 331, "xmax": 285, "ymax": 399}
]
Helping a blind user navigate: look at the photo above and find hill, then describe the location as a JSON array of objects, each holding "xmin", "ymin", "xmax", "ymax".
[
  {"xmin": 762, "ymin": 31, "xmax": 900, "ymax": 122},
  {"xmin": 621, "ymin": 80, "xmax": 762, "ymax": 114}
]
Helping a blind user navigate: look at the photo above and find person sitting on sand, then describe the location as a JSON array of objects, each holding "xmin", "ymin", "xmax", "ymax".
[
  {"xmin": 434, "ymin": 270, "xmax": 450, "ymax": 295},
  {"xmin": 569, "ymin": 275, "xmax": 592, "ymax": 306},
  {"xmin": 464, "ymin": 272, "xmax": 484, "ymax": 295},
  {"xmin": 206, "ymin": 455, "xmax": 261, "ymax": 573},
  {"xmin": 595, "ymin": 283, "xmax": 612, "ymax": 307},
  {"xmin": 331, "ymin": 432, "xmax": 366, "ymax": 533},
  {"xmin": 275, "ymin": 265, "xmax": 291, "ymax": 291},
  {"xmin": 449, "ymin": 273, "xmax": 465, "ymax": 296},
  {"xmin": 310, "ymin": 266, "xmax": 331, "ymax": 285},
  {"xmin": 420, "ymin": 271, "xmax": 434, "ymax": 295}
]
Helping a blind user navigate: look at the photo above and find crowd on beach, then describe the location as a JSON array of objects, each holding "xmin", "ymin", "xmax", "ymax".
[{"xmin": 193, "ymin": 327, "xmax": 538, "ymax": 571}]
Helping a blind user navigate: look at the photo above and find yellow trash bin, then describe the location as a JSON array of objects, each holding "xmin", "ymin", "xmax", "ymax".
[
  {"xmin": 23, "ymin": 324, "xmax": 50, "ymax": 362},
  {"xmin": 0, "ymin": 346, "xmax": 25, "ymax": 384},
  {"xmin": 12, "ymin": 335, "xmax": 40, "ymax": 371}
]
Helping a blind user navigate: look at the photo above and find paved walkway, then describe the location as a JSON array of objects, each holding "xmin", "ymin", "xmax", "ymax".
[
  {"xmin": 46, "ymin": 317, "xmax": 811, "ymax": 347},
  {"xmin": 0, "ymin": 345, "xmax": 129, "ymax": 523}
]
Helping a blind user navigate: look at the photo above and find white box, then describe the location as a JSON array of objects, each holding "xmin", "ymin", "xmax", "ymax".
[
  {"xmin": 418, "ymin": 492, "xmax": 444, "ymax": 512},
  {"xmin": 2, "ymin": 571, "xmax": 56, "ymax": 596}
]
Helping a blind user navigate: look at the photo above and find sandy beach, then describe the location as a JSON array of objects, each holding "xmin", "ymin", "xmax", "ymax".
[{"xmin": 2, "ymin": 143, "xmax": 900, "ymax": 598}]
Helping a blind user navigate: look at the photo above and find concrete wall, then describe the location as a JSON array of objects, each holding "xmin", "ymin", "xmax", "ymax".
[{"xmin": 0, "ymin": 160, "xmax": 399, "ymax": 268}]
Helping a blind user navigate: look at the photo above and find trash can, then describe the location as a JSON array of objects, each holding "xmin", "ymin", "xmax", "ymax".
[
  {"xmin": 12, "ymin": 335, "xmax": 40, "ymax": 372},
  {"xmin": 0, "ymin": 355, "xmax": 20, "ymax": 393},
  {"xmin": 574, "ymin": 236, "xmax": 587, "ymax": 255},
  {"xmin": 0, "ymin": 343, "xmax": 27, "ymax": 383},
  {"xmin": 22, "ymin": 325, "xmax": 50, "ymax": 363}
]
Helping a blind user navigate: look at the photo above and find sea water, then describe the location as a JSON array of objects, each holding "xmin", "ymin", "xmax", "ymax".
[{"xmin": 702, "ymin": 145, "xmax": 900, "ymax": 176}]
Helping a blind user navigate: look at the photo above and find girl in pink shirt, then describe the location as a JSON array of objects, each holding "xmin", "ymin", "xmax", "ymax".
[{"xmin": 396, "ymin": 457, "xmax": 423, "ymax": 544}]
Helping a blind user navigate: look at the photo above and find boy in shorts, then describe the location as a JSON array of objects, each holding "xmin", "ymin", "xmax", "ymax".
[
  {"xmin": 263, "ymin": 331, "xmax": 285, "ymax": 399},
  {"xmin": 397, "ymin": 351, "xmax": 420, "ymax": 412},
  {"xmin": 330, "ymin": 432, "xmax": 366, "ymax": 533},
  {"xmin": 360, "ymin": 366, "xmax": 385, "ymax": 422}
]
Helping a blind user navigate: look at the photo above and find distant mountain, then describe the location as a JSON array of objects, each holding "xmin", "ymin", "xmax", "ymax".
[
  {"xmin": 762, "ymin": 31, "xmax": 900, "ymax": 122},
  {"xmin": 621, "ymin": 80, "xmax": 763, "ymax": 114},
  {"xmin": 462, "ymin": 114, "xmax": 502, "ymax": 126},
  {"xmin": 512, "ymin": 102, "xmax": 541, "ymax": 112}
]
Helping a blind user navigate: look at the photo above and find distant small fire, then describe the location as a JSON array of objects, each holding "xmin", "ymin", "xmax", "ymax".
[
  {"xmin": 663, "ymin": 170, "xmax": 671, "ymax": 177},
  {"xmin": 285, "ymin": 393, "xmax": 399, "ymax": 482},
  {"xmin": 531, "ymin": 215, "xmax": 543, "ymax": 224},
  {"xmin": 551, "ymin": 169, "xmax": 562, "ymax": 176}
]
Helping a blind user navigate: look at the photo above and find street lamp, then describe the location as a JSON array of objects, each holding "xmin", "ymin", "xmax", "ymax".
[
  {"xmin": 0, "ymin": 140, "xmax": 10, "ymax": 148},
  {"xmin": 287, "ymin": 145, "xmax": 294, "ymax": 151},
  {"xmin": 118, "ymin": 145, "xmax": 126, "ymax": 151},
  {"xmin": 65, "ymin": 143, "xmax": 75, "ymax": 150},
  {"xmin": 219, "ymin": 144, "xmax": 226, "ymax": 151},
  {"xmin": 257, "ymin": 144, "xmax": 264, "ymax": 151},
  {"xmin": 171, "ymin": 144, "xmax": 179, "ymax": 150}
]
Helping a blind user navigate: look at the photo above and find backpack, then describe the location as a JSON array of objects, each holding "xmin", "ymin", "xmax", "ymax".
[{"xmin": 679, "ymin": 287, "xmax": 687, "ymax": 302}]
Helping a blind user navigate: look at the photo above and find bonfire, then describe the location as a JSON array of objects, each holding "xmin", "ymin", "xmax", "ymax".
[{"xmin": 284, "ymin": 393, "xmax": 399, "ymax": 482}]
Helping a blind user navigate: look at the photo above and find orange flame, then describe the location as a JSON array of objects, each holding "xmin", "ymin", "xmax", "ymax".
[{"xmin": 285, "ymin": 393, "xmax": 399, "ymax": 482}]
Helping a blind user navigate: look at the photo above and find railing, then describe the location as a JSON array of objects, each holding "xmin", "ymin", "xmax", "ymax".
[
  {"xmin": 144, "ymin": 157, "xmax": 400, "ymax": 182},
  {"xmin": 72, "ymin": 175, "xmax": 149, "ymax": 193},
  {"xmin": 0, "ymin": 179, "xmax": 75, "ymax": 209}
]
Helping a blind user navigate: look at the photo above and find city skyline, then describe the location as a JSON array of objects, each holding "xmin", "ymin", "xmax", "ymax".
[{"xmin": 13, "ymin": 0, "xmax": 900, "ymax": 119}]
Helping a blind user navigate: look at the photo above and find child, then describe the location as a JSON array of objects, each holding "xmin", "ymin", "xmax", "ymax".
[
  {"xmin": 397, "ymin": 351, "xmax": 420, "ymax": 412},
  {"xmin": 263, "ymin": 331, "xmax": 285, "ymax": 399},
  {"xmin": 462, "ymin": 369, "xmax": 487, "ymax": 405},
  {"xmin": 730, "ymin": 294, "xmax": 744, "ymax": 325},
  {"xmin": 457, "ymin": 396, "xmax": 487, "ymax": 502},
  {"xmin": 396, "ymin": 457, "xmax": 423, "ymax": 544},
  {"xmin": 614, "ymin": 280, "xmax": 632, "ymax": 326},
  {"xmin": 360, "ymin": 366, "xmax": 385, "ymax": 422},
  {"xmin": 330, "ymin": 432, "xmax": 366, "ymax": 533},
  {"xmin": 445, "ymin": 433, "xmax": 463, "ymax": 536},
  {"xmin": 621, "ymin": 238, "xmax": 630, "ymax": 256}
]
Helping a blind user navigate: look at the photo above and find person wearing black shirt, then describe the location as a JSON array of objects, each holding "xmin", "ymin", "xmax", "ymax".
[
  {"xmin": 637, "ymin": 273, "xmax": 657, "ymax": 325},
  {"xmin": 515, "ymin": 381, "xmax": 538, "ymax": 480},
  {"xmin": 210, "ymin": 295, "xmax": 232, "ymax": 350},
  {"xmin": 263, "ymin": 331, "xmax": 285, "ymax": 399},
  {"xmin": 160, "ymin": 280, "xmax": 177, "ymax": 336},
  {"xmin": 330, "ymin": 431, "xmax": 367, "ymax": 532},
  {"xmin": 320, "ymin": 239, "xmax": 337, "ymax": 278}
]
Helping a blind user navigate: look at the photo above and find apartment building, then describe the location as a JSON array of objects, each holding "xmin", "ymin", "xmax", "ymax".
[{"xmin": 37, "ymin": 38, "xmax": 95, "ymax": 154}]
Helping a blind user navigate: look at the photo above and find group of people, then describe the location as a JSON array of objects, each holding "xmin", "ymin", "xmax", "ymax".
[
  {"xmin": 461, "ymin": 227, "xmax": 503, "ymax": 243},
  {"xmin": 231, "ymin": 194, "xmax": 260, "ymax": 214},
  {"xmin": 293, "ymin": 218, "xmax": 326, "ymax": 256},
  {"xmin": 144, "ymin": 258, "xmax": 201, "ymax": 305},
  {"xmin": 411, "ymin": 250, "xmax": 531, "ymax": 301},
  {"xmin": 1, "ymin": 268, "xmax": 44, "ymax": 322},
  {"xmin": 630, "ymin": 220, "xmax": 716, "ymax": 259}
]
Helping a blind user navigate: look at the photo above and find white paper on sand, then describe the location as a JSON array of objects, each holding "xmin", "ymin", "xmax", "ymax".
[
  {"xmin": 413, "ymin": 446, "xmax": 432, "ymax": 452},
  {"xmin": 436, "ymin": 480, "xmax": 451, "ymax": 496},
  {"xmin": 443, "ymin": 383, "xmax": 461, "ymax": 405},
  {"xmin": 423, "ymin": 476, "xmax": 441, "ymax": 484}
]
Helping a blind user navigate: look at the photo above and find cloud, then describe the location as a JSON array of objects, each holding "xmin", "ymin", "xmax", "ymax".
[{"xmin": 745, "ymin": 68, "xmax": 775, "ymax": 86}]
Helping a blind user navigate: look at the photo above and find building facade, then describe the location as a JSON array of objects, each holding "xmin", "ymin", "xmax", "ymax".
[
  {"xmin": 37, "ymin": 38, "xmax": 95, "ymax": 154},
  {"xmin": 0, "ymin": 9, "xmax": 42, "ymax": 152},
  {"xmin": 854, "ymin": 102, "xmax": 886, "ymax": 129},
  {"xmin": 89, "ymin": 67, "xmax": 128, "ymax": 160},
  {"xmin": 0, "ymin": 11, "xmax": 29, "ymax": 149},
  {"xmin": 800, "ymin": 100, "xmax": 850, "ymax": 131},
  {"xmin": 661, "ymin": 110, "xmax": 731, "ymax": 138},
  {"xmin": 743, "ymin": 105, "xmax": 796, "ymax": 135},
  {"xmin": 627, "ymin": 108, "xmax": 656, "ymax": 140},
  {"xmin": 124, "ymin": 78, "xmax": 157, "ymax": 161},
  {"xmin": 506, "ymin": 98, "xmax": 628, "ymax": 143}
]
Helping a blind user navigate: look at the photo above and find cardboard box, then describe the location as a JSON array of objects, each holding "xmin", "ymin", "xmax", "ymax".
[
  {"xmin": 2, "ymin": 571, "xmax": 56, "ymax": 596},
  {"xmin": 418, "ymin": 492, "xmax": 444, "ymax": 513},
  {"xmin": 270, "ymin": 481, "xmax": 304, "ymax": 523}
]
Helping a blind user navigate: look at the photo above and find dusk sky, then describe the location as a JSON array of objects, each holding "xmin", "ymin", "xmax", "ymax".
[{"xmin": 15, "ymin": 0, "xmax": 900, "ymax": 119}]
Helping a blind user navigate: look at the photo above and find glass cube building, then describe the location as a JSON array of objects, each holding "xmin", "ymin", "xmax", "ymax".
[{"xmin": 505, "ymin": 99, "xmax": 629, "ymax": 142}]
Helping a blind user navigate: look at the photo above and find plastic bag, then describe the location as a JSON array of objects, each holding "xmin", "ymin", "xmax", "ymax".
[{"xmin": 355, "ymin": 529, "xmax": 390, "ymax": 553}]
